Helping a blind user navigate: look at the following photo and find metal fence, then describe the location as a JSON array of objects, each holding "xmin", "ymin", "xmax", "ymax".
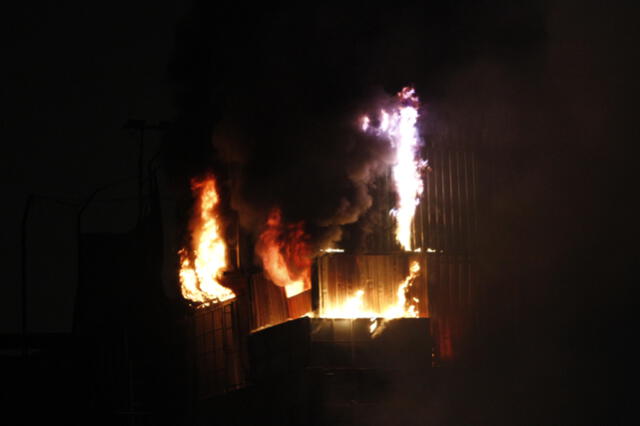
[{"xmin": 191, "ymin": 301, "xmax": 245, "ymax": 398}]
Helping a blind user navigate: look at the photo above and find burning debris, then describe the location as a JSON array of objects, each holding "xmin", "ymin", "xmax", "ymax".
[{"xmin": 179, "ymin": 175, "xmax": 235, "ymax": 305}]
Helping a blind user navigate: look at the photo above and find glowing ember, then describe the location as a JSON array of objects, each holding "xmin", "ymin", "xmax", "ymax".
[
  {"xmin": 362, "ymin": 87, "xmax": 426, "ymax": 251},
  {"xmin": 179, "ymin": 175, "xmax": 235, "ymax": 305},
  {"xmin": 321, "ymin": 261, "xmax": 421, "ymax": 319},
  {"xmin": 255, "ymin": 208, "xmax": 311, "ymax": 298}
]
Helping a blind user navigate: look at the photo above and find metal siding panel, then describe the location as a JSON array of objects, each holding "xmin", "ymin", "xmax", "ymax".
[
  {"xmin": 463, "ymin": 151, "xmax": 471, "ymax": 250},
  {"xmin": 425, "ymin": 161, "xmax": 433, "ymax": 249},
  {"xmin": 316, "ymin": 254, "xmax": 428, "ymax": 319},
  {"xmin": 432, "ymin": 149, "xmax": 440, "ymax": 250},
  {"xmin": 455, "ymin": 152, "xmax": 463, "ymax": 251},
  {"xmin": 190, "ymin": 300, "xmax": 246, "ymax": 398}
]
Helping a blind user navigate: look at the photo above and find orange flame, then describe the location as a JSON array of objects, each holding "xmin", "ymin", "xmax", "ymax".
[
  {"xmin": 179, "ymin": 175, "xmax": 235, "ymax": 305},
  {"xmin": 255, "ymin": 208, "xmax": 311, "ymax": 298},
  {"xmin": 321, "ymin": 261, "xmax": 421, "ymax": 319}
]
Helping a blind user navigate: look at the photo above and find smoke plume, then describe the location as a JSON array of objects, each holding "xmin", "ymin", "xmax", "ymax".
[{"xmin": 212, "ymin": 87, "xmax": 399, "ymax": 251}]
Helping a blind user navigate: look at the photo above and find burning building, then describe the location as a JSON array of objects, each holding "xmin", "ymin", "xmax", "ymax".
[{"xmin": 176, "ymin": 87, "xmax": 479, "ymax": 425}]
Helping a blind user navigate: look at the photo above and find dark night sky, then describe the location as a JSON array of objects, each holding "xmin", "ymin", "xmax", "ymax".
[
  {"xmin": 1, "ymin": 1, "xmax": 190, "ymax": 332},
  {"xmin": 1, "ymin": 5, "xmax": 638, "ymax": 418}
]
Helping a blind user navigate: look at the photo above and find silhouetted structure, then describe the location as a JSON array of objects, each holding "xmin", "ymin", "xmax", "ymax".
[{"xmin": 72, "ymin": 176, "xmax": 189, "ymax": 426}]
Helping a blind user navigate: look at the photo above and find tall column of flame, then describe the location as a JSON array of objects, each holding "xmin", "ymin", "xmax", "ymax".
[
  {"xmin": 255, "ymin": 208, "xmax": 311, "ymax": 298},
  {"xmin": 179, "ymin": 175, "xmax": 235, "ymax": 304},
  {"xmin": 362, "ymin": 87, "xmax": 425, "ymax": 251}
]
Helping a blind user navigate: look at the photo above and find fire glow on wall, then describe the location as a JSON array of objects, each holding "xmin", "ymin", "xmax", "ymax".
[{"xmin": 179, "ymin": 87, "xmax": 428, "ymax": 324}]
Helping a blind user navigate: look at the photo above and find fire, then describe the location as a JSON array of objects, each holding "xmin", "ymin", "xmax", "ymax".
[
  {"xmin": 321, "ymin": 261, "xmax": 421, "ymax": 319},
  {"xmin": 362, "ymin": 86, "xmax": 425, "ymax": 251},
  {"xmin": 255, "ymin": 208, "xmax": 311, "ymax": 298},
  {"xmin": 383, "ymin": 260, "xmax": 421, "ymax": 318},
  {"xmin": 179, "ymin": 175, "xmax": 235, "ymax": 305},
  {"xmin": 322, "ymin": 290, "xmax": 378, "ymax": 319}
]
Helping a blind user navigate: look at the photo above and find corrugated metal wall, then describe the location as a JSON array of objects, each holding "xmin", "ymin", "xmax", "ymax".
[
  {"xmin": 249, "ymin": 273, "xmax": 312, "ymax": 330},
  {"xmin": 343, "ymin": 135, "xmax": 480, "ymax": 364},
  {"xmin": 249, "ymin": 273, "xmax": 289, "ymax": 330},
  {"xmin": 316, "ymin": 254, "xmax": 428, "ymax": 318},
  {"xmin": 418, "ymin": 147, "xmax": 479, "ymax": 363},
  {"xmin": 191, "ymin": 301, "xmax": 245, "ymax": 398},
  {"xmin": 414, "ymin": 148, "xmax": 478, "ymax": 254}
]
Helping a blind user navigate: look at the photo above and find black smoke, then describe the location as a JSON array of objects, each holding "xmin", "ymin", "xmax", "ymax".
[
  {"xmin": 167, "ymin": 2, "xmax": 488, "ymax": 250},
  {"xmin": 212, "ymin": 87, "xmax": 403, "ymax": 251}
]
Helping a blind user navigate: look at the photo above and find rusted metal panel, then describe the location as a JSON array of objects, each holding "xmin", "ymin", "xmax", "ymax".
[
  {"xmin": 249, "ymin": 273, "xmax": 312, "ymax": 330},
  {"xmin": 316, "ymin": 254, "xmax": 428, "ymax": 318},
  {"xmin": 286, "ymin": 290, "xmax": 312, "ymax": 319},
  {"xmin": 250, "ymin": 273, "xmax": 288, "ymax": 330}
]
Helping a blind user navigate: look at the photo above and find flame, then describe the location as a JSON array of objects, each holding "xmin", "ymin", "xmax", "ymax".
[
  {"xmin": 255, "ymin": 208, "xmax": 311, "ymax": 298},
  {"xmin": 382, "ymin": 260, "xmax": 421, "ymax": 318},
  {"xmin": 321, "ymin": 261, "xmax": 421, "ymax": 319},
  {"xmin": 362, "ymin": 87, "xmax": 425, "ymax": 251},
  {"xmin": 322, "ymin": 289, "xmax": 377, "ymax": 318},
  {"xmin": 179, "ymin": 175, "xmax": 235, "ymax": 304}
]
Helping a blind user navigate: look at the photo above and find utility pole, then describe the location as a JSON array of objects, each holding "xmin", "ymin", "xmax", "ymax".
[
  {"xmin": 123, "ymin": 119, "xmax": 169, "ymax": 226},
  {"xmin": 123, "ymin": 119, "xmax": 147, "ymax": 225}
]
